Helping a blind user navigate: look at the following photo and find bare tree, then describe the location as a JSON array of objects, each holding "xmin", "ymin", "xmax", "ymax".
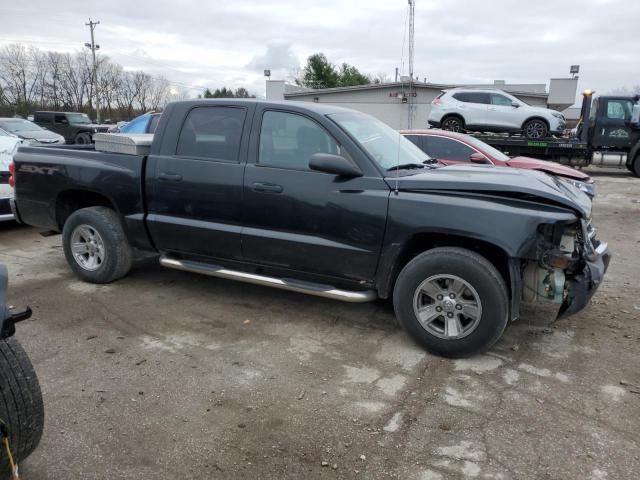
[
  {"xmin": 148, "ymin": 76, "xmax": 170, "ymax": 110},
  {"xmin": 0, "ymin": 43, "xmax": 196, "ymax": 120}
]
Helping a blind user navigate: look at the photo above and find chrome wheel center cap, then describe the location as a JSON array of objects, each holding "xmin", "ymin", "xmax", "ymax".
[{"xmin": 442, "ymin": 299, "xmax": 455, "ymax": 312}]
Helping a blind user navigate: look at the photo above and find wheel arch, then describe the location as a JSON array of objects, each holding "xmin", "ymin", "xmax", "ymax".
[
  {"xmin": 521, "ymin": 116, "xmax": 550, "ymax": 130},
  {"xmin": 54, "ymin": 188, "xmax": 119, "ymax": 230},
  {"xmin": 378, "ymin": 232, "xmax": 521, "ymax": 320},
  {"xmin": 441, "ymin": 113, "xmax": 466, "ymax": 128}
]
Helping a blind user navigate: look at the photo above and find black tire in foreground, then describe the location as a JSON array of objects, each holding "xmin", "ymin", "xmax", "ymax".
[
  {"xmin": 62, "ymin": 206, "xmax": 133, "ymax": 284},
  {"xmin": 522, "ymin": 118, "xmax": 549, "ymax": 139},
  {"xmin": 393, "ymin": 247, "xmax": 509, "ymax": 358},
  {"xmin": 0, "ymin": 337, "xmax": 44, "ymax": 477},
  {"xmin": 631, "ymin": 154, "xmax": 640, "ymax": 178}
]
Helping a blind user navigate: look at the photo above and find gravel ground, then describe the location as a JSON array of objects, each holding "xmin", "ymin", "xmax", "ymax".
[{"xmin": 1, "ymin": 168, "xmax": 638, "ymax": 479}]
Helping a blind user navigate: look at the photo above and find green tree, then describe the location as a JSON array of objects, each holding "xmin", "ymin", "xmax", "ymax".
[
  {"xmin": 296, "ymin": 53, "xmax": 371, "ymax": 89},
  {"xmin": 338, "ymin": 63, "xmax": 370, "ymax": 87},
  {"xmin": 234, "ymin": 87, "xmax": 250, "ymax": 98},
  {"xmin": 203, "ymin": 88, "xmax": 213, "ymax": 98},
  {"xmin": 296, "ymin": 53, "xmax": 340, "ymax": 89}
]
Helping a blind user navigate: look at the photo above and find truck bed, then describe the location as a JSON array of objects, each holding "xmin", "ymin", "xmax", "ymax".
[{"xmin": 13, "ymin": 145, "xmax": 148, "ymax": 246}]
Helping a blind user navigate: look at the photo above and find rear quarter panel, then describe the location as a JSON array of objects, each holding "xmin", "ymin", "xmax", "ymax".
[{"xmin": 14, "ymin": 146, "xmax": 145, "ymax": 236}]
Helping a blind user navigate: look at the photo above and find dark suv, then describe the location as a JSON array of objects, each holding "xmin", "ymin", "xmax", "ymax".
[{"xmin": 33, "ymin": 111, "xmax": 110, "ymax": 144}]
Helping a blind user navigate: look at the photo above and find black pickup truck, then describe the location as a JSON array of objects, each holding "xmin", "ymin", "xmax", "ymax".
[{"xmin": 9, "ymin": 99, "xmax": 610, "ymax": 357}]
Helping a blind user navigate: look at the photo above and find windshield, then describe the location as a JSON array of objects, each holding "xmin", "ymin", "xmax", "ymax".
[
  {"xmin": 0, "ymin": 119, "xmax": 44, "ymax": 133},
  {"xmin": 329, "ymin": 112, "xmax": 431, "ymax": 170},
  {"xmin": 66, "ymin": 113, "xmax": 92, "ymax": 124},
  {"xmin": 462, "ymin": 135, "xmax": 510, "ymax": 162}
]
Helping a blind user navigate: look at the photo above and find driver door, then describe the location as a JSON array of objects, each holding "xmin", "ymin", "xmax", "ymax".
[
  {"xmin": 241, "ymin": 107, "xmax": 389, "ymax": 283},
  {"xmin": 591, "ymin": 98, "xmax": 634, "ymax": 150}
]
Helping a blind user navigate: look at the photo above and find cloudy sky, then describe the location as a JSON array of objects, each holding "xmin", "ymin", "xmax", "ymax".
[{"xmin": 1, "ymin": 0, "xmax": 638, "ymax": 104}]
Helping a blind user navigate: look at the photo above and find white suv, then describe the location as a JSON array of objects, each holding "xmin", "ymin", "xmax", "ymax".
[{"xmin": 428, "ymin": 88, "xmax": 566, "ymax": 138}]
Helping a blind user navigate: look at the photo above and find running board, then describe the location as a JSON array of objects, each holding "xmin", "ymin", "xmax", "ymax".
[{"xmin": 159, "ymin": 256, "xmax": 377, "ymax": 303}]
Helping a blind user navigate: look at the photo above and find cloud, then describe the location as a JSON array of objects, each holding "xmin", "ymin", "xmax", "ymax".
[
  {"xmin": 246, "ymin": 42, "xmax": 300, "ymax": 74},
  {"xmin": 0, "ymin": 0, "xmax": 638, "ymax": 101}
]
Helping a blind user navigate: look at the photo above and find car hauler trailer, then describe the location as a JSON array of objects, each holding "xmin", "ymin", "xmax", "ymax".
[{"xmin": 470, "ymin": 90, "xmax": 640, "ymax": 176}]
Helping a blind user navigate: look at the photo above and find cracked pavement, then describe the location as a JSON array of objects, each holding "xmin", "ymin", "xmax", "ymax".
[{"xmin": 1, "ymin": 168, "xmax": 639, "ymax": 479}]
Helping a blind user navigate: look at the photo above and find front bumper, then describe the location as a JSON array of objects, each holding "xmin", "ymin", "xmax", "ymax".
[{"xmin": 557, "ymin": 241, "xmax": 611, "ymax": 319}]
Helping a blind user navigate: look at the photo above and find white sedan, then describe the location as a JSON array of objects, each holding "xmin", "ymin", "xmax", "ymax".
[{"xmin": 0, "ymin": 128, "xmax": 21, "ymax": 221}]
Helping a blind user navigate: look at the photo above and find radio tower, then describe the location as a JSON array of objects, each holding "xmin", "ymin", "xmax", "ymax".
[{"xmin": 407, "ymin": 0, "xmax": 415, "ymax": 128}]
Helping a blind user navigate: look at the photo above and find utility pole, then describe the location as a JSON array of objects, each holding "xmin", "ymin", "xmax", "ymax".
[
  {"xmin": 407, "ymin": 0, "xmax": 415, "ymax": 129},
  {"xmin": 85, "ymin": 19, "xmax": 101, "ymax": 123}
]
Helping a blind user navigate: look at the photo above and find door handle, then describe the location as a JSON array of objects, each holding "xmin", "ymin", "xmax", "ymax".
[
  {"xmin": 252, "ymin": 182, "xmax": 283, "ymax": 193},
  {"xmin": 158, "ymin": 172, "xmax": 183, "ymax": 182}
]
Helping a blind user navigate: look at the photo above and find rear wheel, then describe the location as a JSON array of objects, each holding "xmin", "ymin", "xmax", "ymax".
[
  {"xmin": 393, "ymin": 247, "xmax": 509, "ymax": 357},
  {"xmin": 62, "ymin": 207, "xmax": 133, "ymax": 283},
  {"xmin": 0, "ymin": 337, "xmax": 44, "ymax": 476},
  {"xmin": 441, "ymin": 116, "xmax": 464, "ymax": 132},
  {"xmin": 522, "ymin": 119, "xmax": 548, "ymax": 139},
  {"xmin": 74, "ymin": 132, "xmax": 92, "ymax": 144}
]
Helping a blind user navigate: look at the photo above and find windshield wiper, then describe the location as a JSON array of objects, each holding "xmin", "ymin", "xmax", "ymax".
[{"xmin": 386, "ymin": 163, "xmax": 428, "ymax": 172}]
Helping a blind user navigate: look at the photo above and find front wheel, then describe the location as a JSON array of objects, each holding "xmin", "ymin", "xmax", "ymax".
[
  {"xmin": 62, "ymin": 207, "xmax": 133, "ymax": 283},
  {"xmin": 393, "ymin": 247, "xmax": 509, "ymax": 357},
  {"xmin": 522, "ymin": 119, "xmax": 548, "ymax": 139},
  {"xmin": 0, "ymin": 337, "xmax": 44, "ymax": 476}
]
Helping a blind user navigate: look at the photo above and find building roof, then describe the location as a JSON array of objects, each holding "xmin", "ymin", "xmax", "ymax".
[{"xmin": 283, "ymin": 81, "xmax": 549, "ymax": 99}]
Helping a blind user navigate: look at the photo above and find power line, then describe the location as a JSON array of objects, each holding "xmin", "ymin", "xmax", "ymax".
[{"xmin": 85, "ymin": 19, "xmax": 101, "ymax": 122}]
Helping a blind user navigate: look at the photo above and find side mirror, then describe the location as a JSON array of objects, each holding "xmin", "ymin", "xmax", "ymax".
[
  {"xmin": 309, "ymin": 153, "xmax": 363, "ymax": 178},
  {"xmin": 511, "ymin": 101, "xmax": 520, "ymax": 108},
  {"xmin": 470, "ymin": 152, "xmax": 488, "ymax": 164}
]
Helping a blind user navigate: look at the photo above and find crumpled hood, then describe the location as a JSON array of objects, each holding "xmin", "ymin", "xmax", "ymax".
[
  {"xmin": 506, "ymin": 156, "xmax": 591, "ymax": 181},
  {"xmin": 385, "ymin": 164, "xmax": 592, "ymax": 217}
]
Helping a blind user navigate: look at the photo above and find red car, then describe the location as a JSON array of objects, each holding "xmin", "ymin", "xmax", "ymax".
[{"xmin": 401, "ymin": 129, "xmax": 595, "ymax": 197}]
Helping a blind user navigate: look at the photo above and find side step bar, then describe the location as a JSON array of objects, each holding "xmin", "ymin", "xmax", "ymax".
[{"xmin": 159, "ymin": 256, "xmax": 377, "ymax": 303}]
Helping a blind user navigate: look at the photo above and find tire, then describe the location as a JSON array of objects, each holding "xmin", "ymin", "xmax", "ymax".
[
  {"xmin": 0, "ymin": 337, "xmax": 44, "ymax": 476},
  {"xmin": 631, "ymin": 153, "xmax": 640, "ymax": 178},
  {"xmin": 522, "ymin": 118, "xmax": 548, "ymax": 139},
  {"xmin": 441, "ymin": 116, "xmax": 464, "ymax": 132},
  {"xmin": 74, "ymin": 132, "xmax": 92, "ymax": 145},
  {"xmin": 62, "ymin": 206, "xmax": 133, "ymax": 283},
  {"xmin": 393, "ymin": 247, "xmax": 509, "ymax": 358}
]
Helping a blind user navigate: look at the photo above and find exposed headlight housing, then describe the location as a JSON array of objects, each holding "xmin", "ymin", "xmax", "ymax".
[
  {"xmin": 551, "ymin": 112, "xmax": 565, "ymax": 120},
  {"xmin": 559, "ymin": 176, "xmax": 596, "ymax": 198}
]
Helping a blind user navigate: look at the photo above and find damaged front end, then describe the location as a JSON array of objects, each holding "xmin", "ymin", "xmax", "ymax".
[{"xmin": 522, "ymin": 217, "xmax": 611, "ymax": 319}]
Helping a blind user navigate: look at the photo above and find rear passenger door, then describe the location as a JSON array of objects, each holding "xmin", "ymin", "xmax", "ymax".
[
  {"xmin": 241, "ymin": 107, "xmax": 389, "ymax": 283},
  {"xmin": 453, "ymin": 92, "xmax": 489, "ymax": 128},
  {"xmin": 146, "ymin": 104, "xmax": 252, "ymax": 260}
]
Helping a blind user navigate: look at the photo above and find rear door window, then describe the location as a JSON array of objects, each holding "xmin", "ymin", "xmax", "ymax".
[
  {"xmin": 424, "ymin": 136, "xmax": 475, "ymax": 161},
  {"xmin": 176, "ymin": 106, "xmax": 247, "ymax": 162},
  {"xmin": 453, "ymin": 92, "xmax": 490, "ymax": 104},
  {"xmin": 54, "ymin": 114, "xmax": 67, "ymax": 124}
]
